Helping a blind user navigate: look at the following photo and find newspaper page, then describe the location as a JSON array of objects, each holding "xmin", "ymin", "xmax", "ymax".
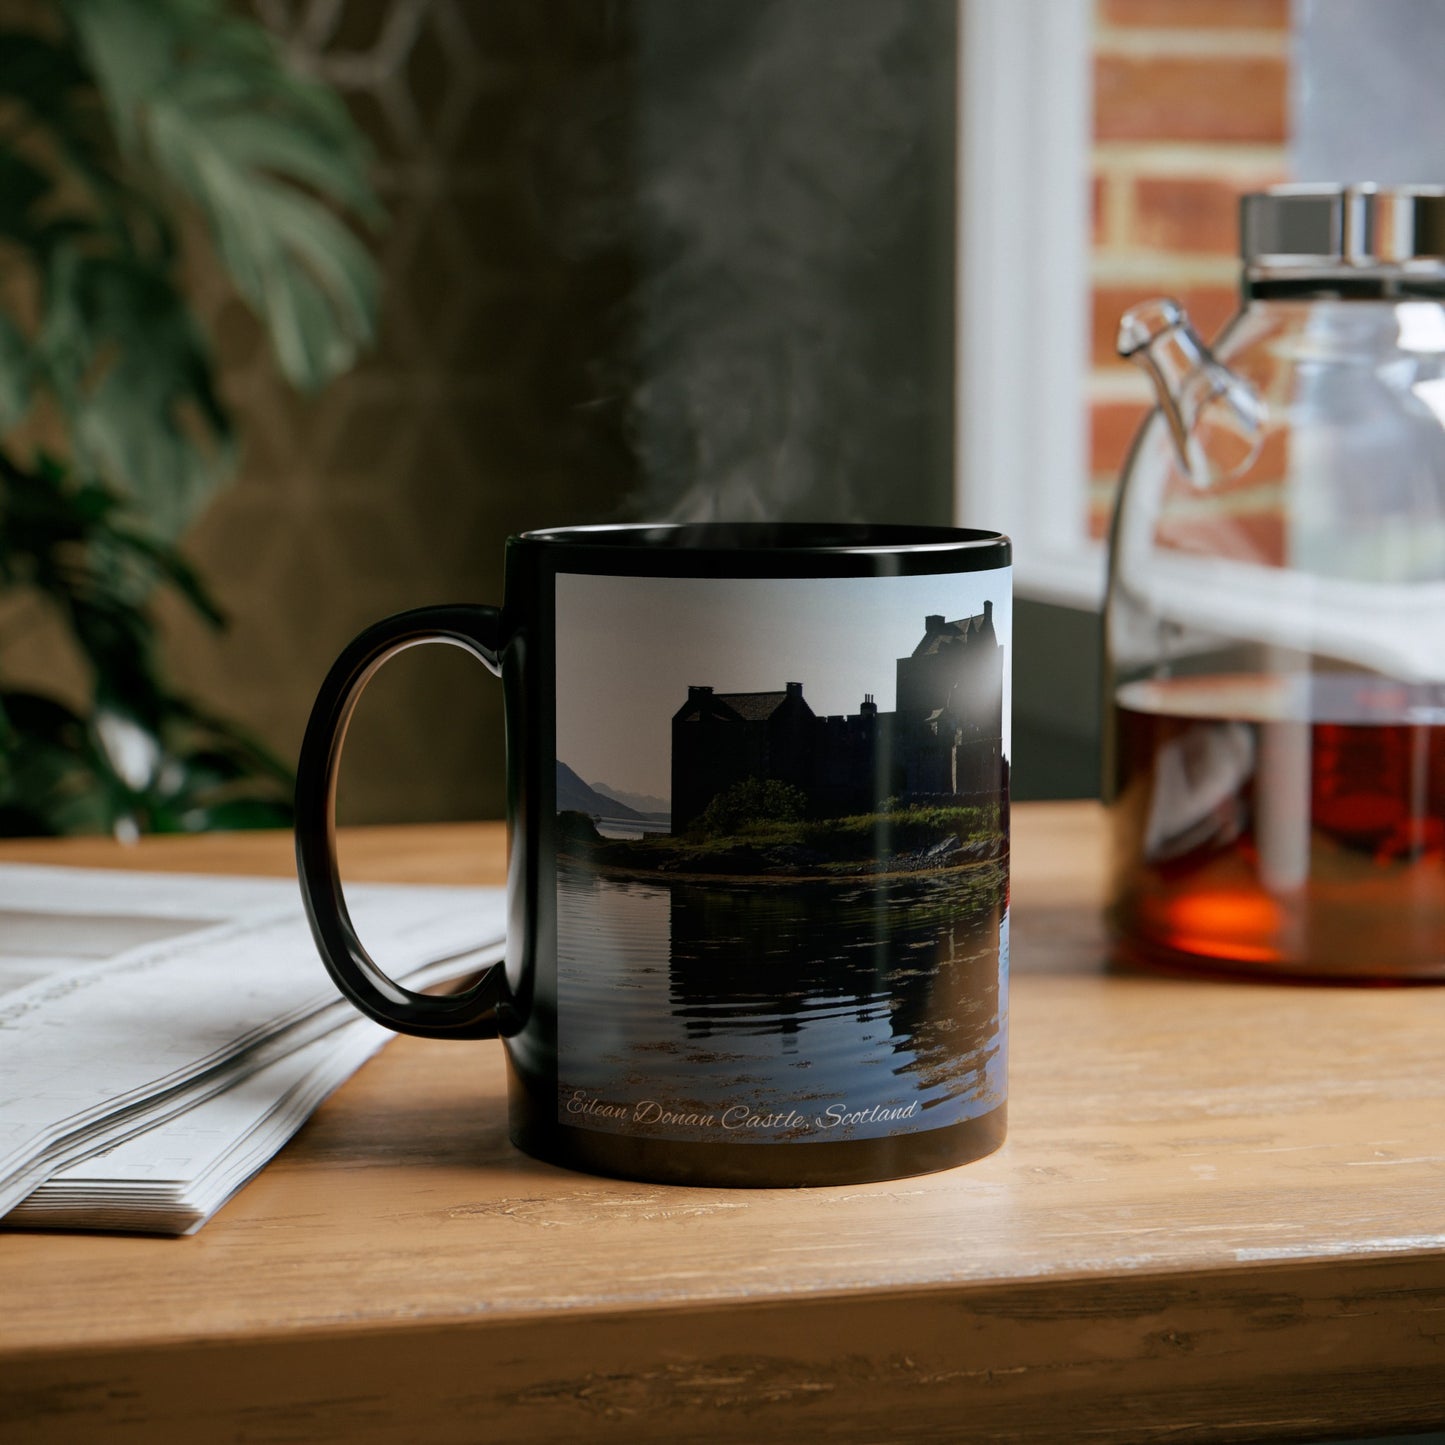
[{"xmin": 0, "ymin": 865, "xmax": 506, "ymax": 1231}]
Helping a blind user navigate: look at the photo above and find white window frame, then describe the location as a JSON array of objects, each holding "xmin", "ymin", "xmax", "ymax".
[{"xmin": 955, "ymin": 0, "xmax": 1104, "ymax": 610}]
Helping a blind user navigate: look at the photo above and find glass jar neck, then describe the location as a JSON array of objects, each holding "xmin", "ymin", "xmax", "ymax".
[{"xmin": 1245, "ymin": 265, "xmax": 1445, "ymax": 302}]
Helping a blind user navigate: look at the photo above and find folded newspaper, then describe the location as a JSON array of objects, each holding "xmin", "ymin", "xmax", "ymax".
[{"xmin": 0, "ymin": 864, "xmax": 505, "ymax": 1235}]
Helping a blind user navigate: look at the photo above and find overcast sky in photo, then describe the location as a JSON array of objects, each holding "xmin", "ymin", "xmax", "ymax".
[{"xmin": 555, "ymin": 569, "xmax": 1012, "ymax": 804}]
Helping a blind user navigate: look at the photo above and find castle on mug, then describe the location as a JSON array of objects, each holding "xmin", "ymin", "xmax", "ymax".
[{"xmin": 670, "ymin": 605, "xmax": 1005, "ymax": 830}]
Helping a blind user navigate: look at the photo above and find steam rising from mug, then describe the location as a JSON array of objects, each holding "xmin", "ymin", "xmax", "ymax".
[{"xmin": 538, "ymin": 1, "xmax": 951, "ymax": 524}]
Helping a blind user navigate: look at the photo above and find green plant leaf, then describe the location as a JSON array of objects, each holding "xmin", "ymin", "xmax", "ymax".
[
  {"xmin": 0, "ymin": 314, "xmax": 30, "ymax": 429},
  {"xmin": 59, "ymin": 0, "xmax": 174, "ymax": 154},
  {"xmin": 36, "ymin": 247, "xmax": 234, "ymax": 535},
  {"xmin": 0, "ymin": 31, "xmax": 150, "ymax": 249},
  {"xmin": 108, "ymin": 524, "xmax": 226, "ymax": 627},
  {"xmin": 0, "ymin": 689, "xmax": 115, "ymax": 837},
  {"xmin": 0, "ymin": 454, "xmax": 225, "ymax": 734},
  {"xmin": 142, "ymin": 115, "xmax": 380, "ymax": 390},
  {"xmin": 66, "ymin": 0, "xmax": 382, "ymax": 392},
  {"xmin": 0, "ymin": 34, "xmax": 92, "ymax": 126},
  {"xmin": 0, "ymin": 151, "xmax": 51, "ymax": 245},
  {"xmin": 0, "ymin": 33, "xmax": 106, "ymax": 192},
  {"xmin": 173, "ymin": 797, "xmax": 293, "ymax": 832},
  {"xmin": 164, "ymin": 695, "xmax": 296, "ymax": 785}
]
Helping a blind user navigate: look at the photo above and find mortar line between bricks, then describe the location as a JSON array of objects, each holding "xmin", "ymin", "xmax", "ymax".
[{"xmin": 1094, "ymin": 27, "xmax": 1291, "ymax": 59}]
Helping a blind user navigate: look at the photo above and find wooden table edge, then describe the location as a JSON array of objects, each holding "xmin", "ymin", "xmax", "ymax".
[{"xmin": 5, "ymin": 1251, "xmax": 1445, "ymax": 1443}]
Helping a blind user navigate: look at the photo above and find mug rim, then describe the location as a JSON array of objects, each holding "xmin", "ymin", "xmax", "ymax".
[{"xmin": 515, "ymin": 522, "xmax": 1009, "ymax": 557}]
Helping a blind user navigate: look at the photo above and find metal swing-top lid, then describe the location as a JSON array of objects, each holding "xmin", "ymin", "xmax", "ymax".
[{"xmin": 1241, "ymin": 184, "xmax": 1445, "ymax": 276}]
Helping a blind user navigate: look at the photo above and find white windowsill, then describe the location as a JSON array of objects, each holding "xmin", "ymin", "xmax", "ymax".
[
  {"xmin": 1013, "ymin": 542, "xmax": 1108, "ymax": 612},
  {"xmin": 955, "ymin": 0, "xmax": 1099, "ymax": 617}
]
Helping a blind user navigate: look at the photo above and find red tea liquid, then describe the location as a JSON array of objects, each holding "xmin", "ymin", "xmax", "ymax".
[{"xmin": 1110, "ymin": 674, "xmax": 1445, "ymax": 980}]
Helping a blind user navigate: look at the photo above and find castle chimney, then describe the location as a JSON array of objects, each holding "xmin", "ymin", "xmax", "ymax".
[
  {"xmin": 925, "ymin": 614, "xmax": 944, "ymax": 634},
  {"xmin": 785, "ymin": 681, "xmax": 803, "ymax": 698},
  {"xmin": 861, "ymin": 694, "xmax": 877, "ymax": 718},
  {"xmin": 688, "ymin": 685, "xmax": 714, "ymax": 701},
  {"xmin": 983, "ymin": 599, "xmax": 993, "ymax": 621}
]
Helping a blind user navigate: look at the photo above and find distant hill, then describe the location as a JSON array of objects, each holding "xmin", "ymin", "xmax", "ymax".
[
  {"xmin": 557, "ymin": 762, "xmax": 648, "ymax": 819},
  {"xmin": 589, "ymin": 781, "xmax": 670, "ymax": 818}
]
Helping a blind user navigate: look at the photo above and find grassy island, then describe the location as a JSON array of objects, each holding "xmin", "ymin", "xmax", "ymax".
[{"xmin": 557, "ymin": 790, "xmax": 1007, "ymax": 882}]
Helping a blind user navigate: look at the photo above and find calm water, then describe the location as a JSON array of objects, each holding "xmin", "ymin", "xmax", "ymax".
[
  {"xmin": 594, "ymin": 817, "xmax": 672, "ymax": 840},
  {"xmin": 556, "ymin": 865, "xmax": 1008, "ymax": 1144}
]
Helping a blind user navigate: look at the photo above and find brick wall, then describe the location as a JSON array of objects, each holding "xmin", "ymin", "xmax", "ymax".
[{"xmin": 1088, "ymin": 0, "xmax": 1291, "ymax": 538}]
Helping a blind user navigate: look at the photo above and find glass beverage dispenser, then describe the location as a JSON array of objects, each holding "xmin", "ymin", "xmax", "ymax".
[{"xmin": 1106, "ymin": 185, "xmax": 1445, "ymax": 980}]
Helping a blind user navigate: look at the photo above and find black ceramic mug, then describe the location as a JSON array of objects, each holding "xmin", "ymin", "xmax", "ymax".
[{"xmin": 296, "ymin": 523, "xmax": 1012, "ymax": 1186}]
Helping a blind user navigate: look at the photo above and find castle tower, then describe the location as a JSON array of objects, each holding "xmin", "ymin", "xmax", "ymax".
[{"xmin": 895, "ymin": 605, "xmax": 1004, "ymax": 801}]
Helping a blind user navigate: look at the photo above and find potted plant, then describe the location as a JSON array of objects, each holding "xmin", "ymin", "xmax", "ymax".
[{"xmin": 0, "ymin": 0, "xmax": 379, "ymax": 835}]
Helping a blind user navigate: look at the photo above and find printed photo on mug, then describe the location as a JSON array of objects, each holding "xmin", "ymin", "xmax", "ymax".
[{"xmin": 551, "ymin": 568, "xmax": 1012, "ymax": 1150}]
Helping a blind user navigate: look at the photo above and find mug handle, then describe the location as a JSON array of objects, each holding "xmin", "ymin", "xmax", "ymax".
[{"xmin": 295, "ymin": 605, "xmax": 507, "ymax": 1040}]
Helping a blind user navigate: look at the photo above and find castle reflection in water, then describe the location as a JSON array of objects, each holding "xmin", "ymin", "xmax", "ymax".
[{"xmin": 555, "ymin": 865, "xmax": 1008, "ymax": 1143}]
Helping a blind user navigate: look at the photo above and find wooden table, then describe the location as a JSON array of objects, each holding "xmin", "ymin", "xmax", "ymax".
[{"xmin": 2, "ymin": 803, "xmax": 1443, "ymax": 1444}]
